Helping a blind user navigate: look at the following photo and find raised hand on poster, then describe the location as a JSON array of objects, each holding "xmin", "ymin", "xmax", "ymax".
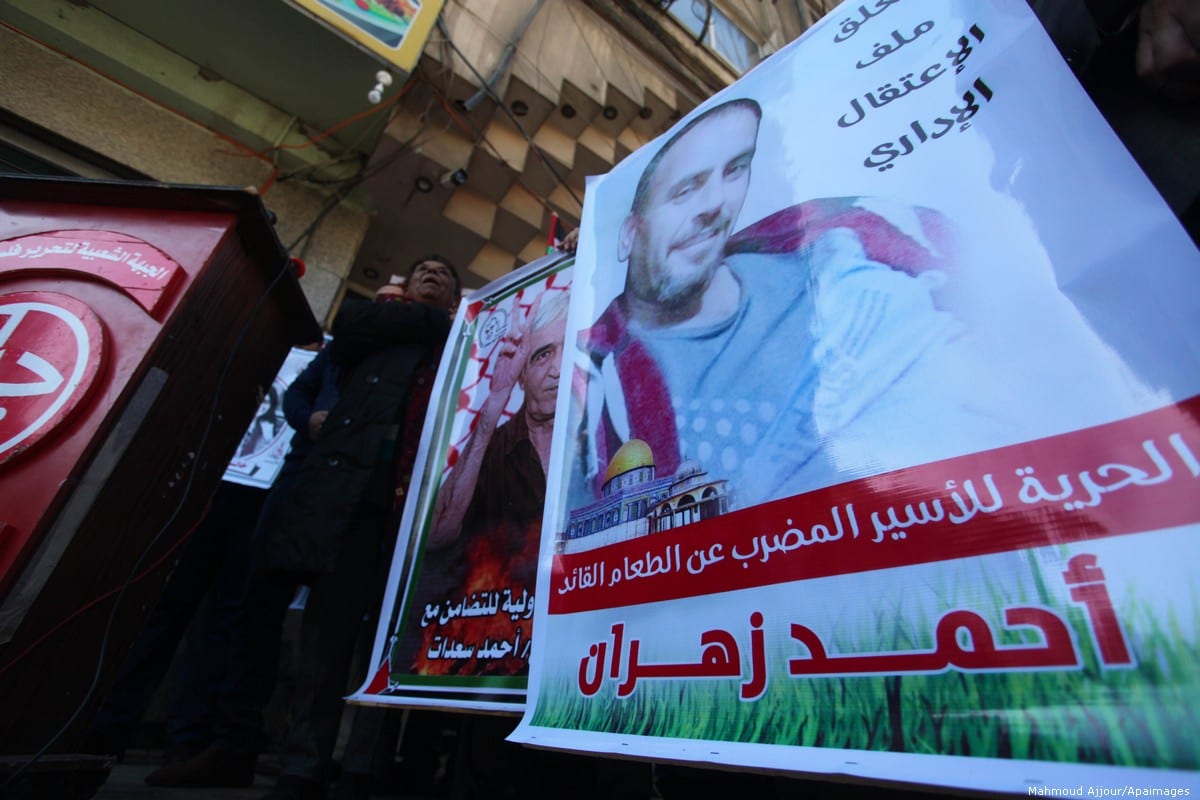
[
  {"xmin": 483, "ymin": 293, "xmax": 541, "ymax": 417},
  {"xmin": 427, "ymin": 294, "xmax": 541, "ymax": 550}
]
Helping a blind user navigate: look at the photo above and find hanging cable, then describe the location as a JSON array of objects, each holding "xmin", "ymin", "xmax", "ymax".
[
  {"xmin": 697, "ymin": 0, "xmax": 714, "ymax": 45},
  {"xmin": 460, "ymin": 0, "xmax": 546, "ymax": 111}
]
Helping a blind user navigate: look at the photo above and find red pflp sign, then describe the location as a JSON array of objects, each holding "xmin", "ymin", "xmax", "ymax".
[{"xmin": 0, "ymin": 291, "xmax": 106, "ymax": 465}]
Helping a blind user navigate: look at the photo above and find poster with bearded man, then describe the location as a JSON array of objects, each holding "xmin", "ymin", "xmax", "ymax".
[{"xmin": 512, "ymin": 2, "xmax": 1200, "ymax": 797}]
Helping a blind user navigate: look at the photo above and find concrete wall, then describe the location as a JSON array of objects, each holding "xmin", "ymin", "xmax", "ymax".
[{"xmin": 0, "ymin": 20, "xmax": 368, "ymax": 325}]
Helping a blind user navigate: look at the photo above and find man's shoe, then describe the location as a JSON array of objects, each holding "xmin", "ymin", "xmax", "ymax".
[
  {"xmin": 144, "ymin": 744, "xmax": 256, "ymax": 787},
  {"xmin": 79, "ymin": 729, "xmax": 126, "ymax": 762},
  {"xmin": 160, "ymin": 742, "xmax": 205, "ymax": 766},
  {"xmin": 333, "ymin": 771, "xmax": 372, "ymax": 800},
  {"xmin": 260, "ymin": 774, "xmax": 326, "ymax": 800}
]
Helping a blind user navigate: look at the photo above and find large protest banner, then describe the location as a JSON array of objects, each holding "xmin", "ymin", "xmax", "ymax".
[
  {"xmin": 350, "ymin": 254, "xmax": 572, "ymax": 711},
  {"xmin": 511, "ymin": 1, "xmax": 1200, "ymax": 795}
]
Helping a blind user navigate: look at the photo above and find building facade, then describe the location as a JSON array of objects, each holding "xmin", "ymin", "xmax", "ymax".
[{"xmin": 0, "ymin": 0, "xmax": 836, "ymax": 324}]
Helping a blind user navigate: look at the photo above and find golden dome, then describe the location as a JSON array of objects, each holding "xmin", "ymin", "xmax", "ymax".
[{"xmin": 603, "ymin": 439, "xmax": 655, "ymax": 485}]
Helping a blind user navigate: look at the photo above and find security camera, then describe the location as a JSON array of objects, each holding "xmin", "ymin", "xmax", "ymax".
[
  {"xmin": 367, "ymin": 69, "xmax": 393, "ymax": 104},
  {"xmin": 440, "ymin": 169, "xmax": 468, "ymax": 186}
]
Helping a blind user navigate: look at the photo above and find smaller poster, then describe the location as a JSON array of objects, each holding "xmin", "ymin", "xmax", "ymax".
[
  {"xmin": 223, "ymin": 346, "xmax": 318, "ymax": 489},
  {"xmin": 351, "ymin": 253, "xmax": 573, "ymax": 711}
]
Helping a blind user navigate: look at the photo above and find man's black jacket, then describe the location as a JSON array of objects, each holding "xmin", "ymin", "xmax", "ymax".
[{"xmin": 268, "ymin": 297, "xmax": 451, "ymax": 574}]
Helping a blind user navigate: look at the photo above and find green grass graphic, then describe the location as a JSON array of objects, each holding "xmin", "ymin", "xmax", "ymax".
[{"xmin": 530, "ymin": 557, "xmax": 1200, "ymax": 769}]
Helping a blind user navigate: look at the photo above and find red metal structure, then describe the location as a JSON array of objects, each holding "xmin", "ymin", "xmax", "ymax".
[{"xmin": 0, "ymin": 176, "xmax": 320, "ymax": 782}]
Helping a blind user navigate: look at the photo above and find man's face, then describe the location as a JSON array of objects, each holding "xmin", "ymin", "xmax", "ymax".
[
  {"xmin": 622, "ymin": 108, "xmax": 758, "ymax": 309},
  {"xmin": 407, "ymin": 260, "xmax": 457, "ymax": 309},
  {"xmin": 519, "ymin": 314, "xmax": 567, "ymax": 420}
]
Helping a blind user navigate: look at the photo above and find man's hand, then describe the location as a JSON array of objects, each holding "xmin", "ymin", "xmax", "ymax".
[
  {"xmin": 307, "ymin": 410, "xmax": 329, "ymax": 441},
  {"xmin": 560, "ymin": 228, "xmax": 580, "ymax": 253},
  {"xmin": 1136, "ymin": 0, "xmax": 1200, "ymax": 101},
  {"xmin": 428, "ymin": 295, "xmax": 541, "ymax": 551}
]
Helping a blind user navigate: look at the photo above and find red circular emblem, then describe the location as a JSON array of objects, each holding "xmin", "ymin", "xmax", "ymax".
[{"xmin": 0, "ymin": 292, "xmax": 106, "ymax": 466}]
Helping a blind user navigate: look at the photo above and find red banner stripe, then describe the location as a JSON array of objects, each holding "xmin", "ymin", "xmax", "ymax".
[{"xmin": 549, "ymin": 397, "xmax": 1200, "ymax": 614}]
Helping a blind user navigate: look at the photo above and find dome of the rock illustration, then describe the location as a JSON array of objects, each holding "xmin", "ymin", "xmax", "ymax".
[{"xmin": 603, "ymin": 438, "xmax": 655, "ymax": 485}]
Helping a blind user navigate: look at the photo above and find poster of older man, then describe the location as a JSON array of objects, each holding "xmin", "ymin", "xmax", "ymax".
[{"xmin": 351, "ymin": 253, "xmax": 572, "ymax": 711}]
